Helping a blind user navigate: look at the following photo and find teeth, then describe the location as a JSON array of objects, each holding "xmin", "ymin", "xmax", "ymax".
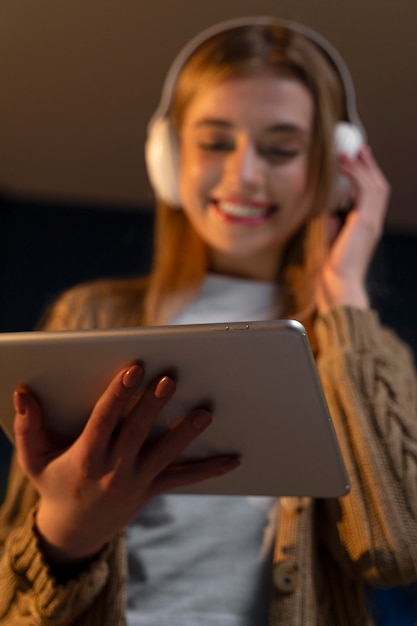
[{"xmin": 218, "ymin": 201, "xmax": 265, "ymax": 218}]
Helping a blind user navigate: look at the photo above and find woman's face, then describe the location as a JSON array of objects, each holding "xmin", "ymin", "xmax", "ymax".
[{"xmin": 178, "ymin": 72, "xmax": 315, "ymax": 280}]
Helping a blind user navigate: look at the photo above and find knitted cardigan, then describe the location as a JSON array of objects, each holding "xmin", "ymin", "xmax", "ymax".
[{"xmin": 1, "ymin": 277, "xmax": 417, "ymax": 625}]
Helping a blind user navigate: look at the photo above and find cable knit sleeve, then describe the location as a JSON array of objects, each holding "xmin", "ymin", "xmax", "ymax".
[
  {"xmin": 0, "ymin": 456, "xmax": 127, "ymax": 625},
  {"xmin": 315, "ymin": 306, "xmax": 417, "ymax": 585},
  {"xmin": 0, "ymin": 278, "xmax": 146, "ymax": 625}
]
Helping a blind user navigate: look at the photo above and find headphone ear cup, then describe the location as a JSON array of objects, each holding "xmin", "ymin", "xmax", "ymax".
[
  {"xmin": 329, "ymin": 121, "xmax": 365, "ymax": 210},
  {"xmin": 145, "ymin": 117, "xmax": 181, "ymax": 207},
  {"xmin": 334, "ymin": 121, "xmax": 364, "ymax": 158}
]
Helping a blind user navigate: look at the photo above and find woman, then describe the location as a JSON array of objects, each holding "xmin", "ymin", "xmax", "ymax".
[{"xmin": 1, "ymin": 17, "xmax": 416, "ymax": 625}]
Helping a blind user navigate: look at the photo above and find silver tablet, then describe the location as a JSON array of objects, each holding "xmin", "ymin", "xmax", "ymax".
[{"xmin": 0, "ymin": 320, "xmax": 350, "ymax": 497}]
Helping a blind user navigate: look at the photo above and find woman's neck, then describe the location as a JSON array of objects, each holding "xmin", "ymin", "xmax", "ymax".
[{"xmin": 208, "ymin": 248, "xmax": 282, "ymax": 282}]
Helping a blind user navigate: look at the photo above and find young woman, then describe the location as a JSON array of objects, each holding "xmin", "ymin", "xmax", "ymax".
[{"xmin": 1, "ymin": 17, "xmax": 416, "ymax": 626}]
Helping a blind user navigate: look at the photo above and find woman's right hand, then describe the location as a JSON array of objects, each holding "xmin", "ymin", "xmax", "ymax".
[{"xmin": 13, "ymin": 363, "xmax": 239, "ymax": 566}]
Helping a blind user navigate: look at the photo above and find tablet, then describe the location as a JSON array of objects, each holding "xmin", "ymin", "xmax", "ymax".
[{"xmin": 0, "ymin": 320, "xmax": 350, "ymax": 497}]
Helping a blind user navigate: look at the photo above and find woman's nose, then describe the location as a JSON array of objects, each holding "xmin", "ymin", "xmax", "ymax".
[{"xmin": 224, "ymin": 143, "xmax": 264, "ymax": 190}]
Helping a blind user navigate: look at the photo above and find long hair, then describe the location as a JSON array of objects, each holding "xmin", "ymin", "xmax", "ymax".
[{"xmin": 143, "ymin": 24, "xmax": 347, "ymax": 337}]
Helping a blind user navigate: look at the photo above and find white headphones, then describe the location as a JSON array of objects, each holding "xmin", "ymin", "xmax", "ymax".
[{"xmin": 145, "ymin": 16, "xmax": 366, "ymax": 209}]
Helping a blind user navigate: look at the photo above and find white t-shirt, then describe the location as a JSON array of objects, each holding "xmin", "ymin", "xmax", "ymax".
[{"xmin": 126, "ymin": 275, "xmax": 280, "ymax": 626}]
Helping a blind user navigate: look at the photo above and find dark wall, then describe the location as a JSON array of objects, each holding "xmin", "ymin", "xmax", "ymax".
[
  {"xmin": 0, "ymin": 194, "xmax": 154, "ymax": 333},
  {"xmin": 0, "ymin": 194, "xmax": 416, "ymax": 501},
  {"xmin": 2, "ymin": 193, "xmax": 415, "ymax": 348},
  {"xmin": 367, "ymin": 229, "xmax": 417, "ymax": 357}
]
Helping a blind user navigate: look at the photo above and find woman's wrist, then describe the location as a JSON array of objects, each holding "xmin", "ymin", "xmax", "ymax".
[
  {"xmin": 35, "ymin": 501, "xmax": 106, "ymax": 567},
  {"xmin": 316, "ymin": 283, "xmax": 370, "ymax": 315}
]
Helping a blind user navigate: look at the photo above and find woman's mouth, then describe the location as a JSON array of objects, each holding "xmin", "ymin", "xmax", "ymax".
[{"xmin": 210, "ymin": 198, "xmax": 278, "ymax": 224}]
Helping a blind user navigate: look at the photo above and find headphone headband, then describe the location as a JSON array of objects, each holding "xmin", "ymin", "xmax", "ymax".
[{"xmin": 148, "ymin": 16, "xmax": 364, "ymax": 136}]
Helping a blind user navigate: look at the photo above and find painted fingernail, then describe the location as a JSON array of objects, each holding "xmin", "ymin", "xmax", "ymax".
[
  {"xmin": 191, "ymin": 409, "xmax": 212, "ymax": 429},
  {"xmin": 122, "ymin": 364, "xmax": 143, "ymax": 388},
  {"xmin": 154, "ymin": 376, "xmax": 175, "ymax": 399},
  {"xmin": 13, "ymin": 389, "xmax": 27, "ymax": 415}
]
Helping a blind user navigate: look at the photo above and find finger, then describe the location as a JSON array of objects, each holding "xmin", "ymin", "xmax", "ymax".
[
  {"xmin": 148, "ymin": 455, "xmax": 241, "ymax": 497},
  {"xmin": 357, "ymin": 145, "xmax": 385, "ymax": 178},
  {"xmin": 80, "ymin": 363, "xmax": 144, "ymax": 459},
  {"xmin": 326, "ymin": 212, "xmax": 345, "ymax": 248},
  {"xmin": 340, "ymin": 146, "xmax": 389, "ymax": 191},
  {"xmin": 112, "ymin": 375, "xmax": 176, "ymax": 465},
  {"xmin": 136, "ymin": 407, "xmax": 214, "ymax": 478},
  {"xmin": 13, "ymin": 387, "xmax": 47, "ymax": 476},
  {"xmin": 338, "ymin": 159, "xmax": 389, "ymax": 233}
]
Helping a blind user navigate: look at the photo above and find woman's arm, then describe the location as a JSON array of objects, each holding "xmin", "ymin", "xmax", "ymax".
[
  {"xmin": 0, "ymin": 471, "xmax": 126, "ymax": 626},
  {"xmin": 316, "ymin": 305, "xmax": 417, "ymax": 584},
  {"xmin": 317, "ymin": 145, "xmax": 389, "ymax": 313},
  {"xmin": 0, "ymin": 283, "xmax": 131, "ymax": 625},
  {"xmin": 313, "ymin": 144, "xmax": 417, "ymax": 583},
  {"xmin": 0, "ymin": 280, "xmax": 239, "ymax": 625}
]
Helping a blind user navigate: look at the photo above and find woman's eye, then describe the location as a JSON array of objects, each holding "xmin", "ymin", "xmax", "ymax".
[
  {"xmin": 260, "ymin": 147, "xmax": 300, "ymax": 161},
  {"xmin": 197, "ymin": 141, "xmax": 234, "ymax": 153}
]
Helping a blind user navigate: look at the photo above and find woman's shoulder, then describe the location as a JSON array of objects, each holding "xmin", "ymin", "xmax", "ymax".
[{"xmin": 39, "ymin": 275, "xmax": 150, "ymax": 331}]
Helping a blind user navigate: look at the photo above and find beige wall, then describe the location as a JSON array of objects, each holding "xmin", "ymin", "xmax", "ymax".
[{"xmin": 0, "ymin": 0, "xmax": 415, "ymax": 228}]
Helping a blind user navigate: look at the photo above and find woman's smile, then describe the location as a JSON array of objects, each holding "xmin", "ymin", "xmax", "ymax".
[{"xmin": 210, "ymin": 197, "xmax": 278, "ymax": 225}]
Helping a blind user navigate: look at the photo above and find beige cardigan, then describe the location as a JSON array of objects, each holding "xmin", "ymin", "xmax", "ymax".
[{"xmin": 1, "ymin": 277, "xmax": 417, "ymax": 625}]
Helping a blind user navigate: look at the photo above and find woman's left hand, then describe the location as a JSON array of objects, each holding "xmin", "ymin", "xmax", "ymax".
[{"xmin": 316, "ymin": 145, "xmax": 390, "ymax": 313}]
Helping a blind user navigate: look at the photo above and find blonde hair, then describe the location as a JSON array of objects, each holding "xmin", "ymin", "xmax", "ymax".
[{"xmin": 143, "ymin": 24, "xmax": 347, "ymax": 337}]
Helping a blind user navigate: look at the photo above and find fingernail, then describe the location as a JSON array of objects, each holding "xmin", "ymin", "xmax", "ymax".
[
  {"xmin": 122, "ymin": 364, "xmax": 143, "ymax": 388},
  {"xmin": 219, "ymin": 457, "xmax": 241, "ymax": 474},
  {"xmin": 154, "ymin": 376, "xmax": 175, "ymax": 399},
  {"xmin": 191, "ymin": 409, "xmax": 212, "ymax": 430},
  {"xmin": 13, "ymin": 389, "xmax": 27, "ymax": 415}
]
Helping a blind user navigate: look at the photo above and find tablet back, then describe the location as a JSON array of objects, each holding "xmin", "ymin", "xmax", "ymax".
[{"xmin": 0, "ymin": 320, "xmax": 350, "ymax": 497}]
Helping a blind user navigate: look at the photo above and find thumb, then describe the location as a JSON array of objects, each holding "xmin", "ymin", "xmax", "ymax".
[
  {"xmin": 13, "ymin": 387, "xmax": 47, "ymax": 476},
  {"xmin": 326, "ymin": 211, "xmax": 346, "ymax": 249}
]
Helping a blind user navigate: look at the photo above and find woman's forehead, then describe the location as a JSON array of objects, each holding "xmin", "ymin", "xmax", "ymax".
[{"xmin": 182, "ymin": 73, "xmax": 314, "ymax": 132}]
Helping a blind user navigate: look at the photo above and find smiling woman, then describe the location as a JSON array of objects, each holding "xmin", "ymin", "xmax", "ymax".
[{"xmin": 0, "ymin": 16, "xmax": 416, "ymax": 626}]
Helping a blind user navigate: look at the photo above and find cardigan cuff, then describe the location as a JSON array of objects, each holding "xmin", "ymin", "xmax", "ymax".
[{"xmin": 2, "ymin": 505, "xmax": 111, "ymax": 621}]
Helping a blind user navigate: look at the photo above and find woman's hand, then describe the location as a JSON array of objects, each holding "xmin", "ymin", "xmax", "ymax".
[
  {"xmin": 316, "ymin": 145, "xmax": 390, "ymax": 313},
  {"xmin": 13, "ymin": 364, "xmax": 239, "ymax": 565}
]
